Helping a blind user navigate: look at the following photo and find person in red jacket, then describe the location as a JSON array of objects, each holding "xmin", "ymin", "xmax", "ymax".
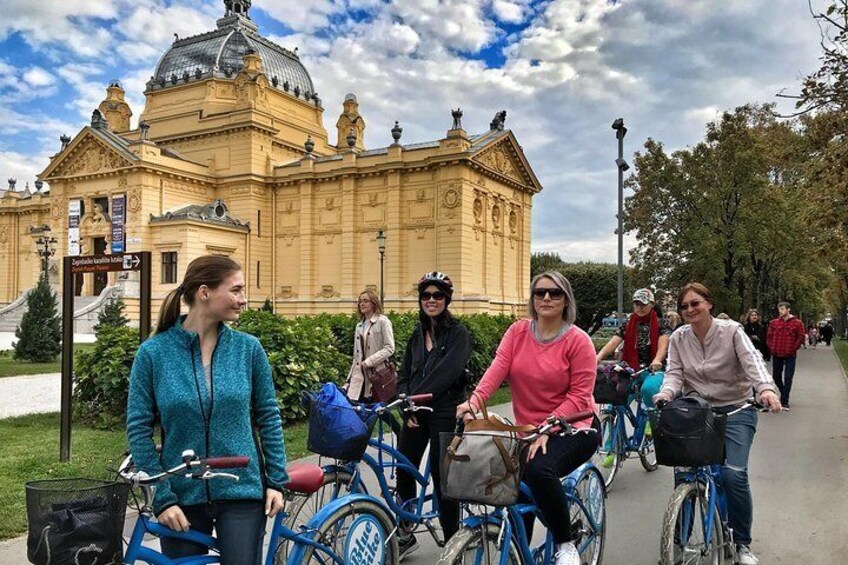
[{"xmin": 766, "ymin": 301, "xmax": 806, "ymax": 410}]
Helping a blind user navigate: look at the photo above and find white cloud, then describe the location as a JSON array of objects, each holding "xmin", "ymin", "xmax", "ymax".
[
  {"xmin": 492, "ymin": 1, "xmax": 530, "ymax": 24},
  {"xmin": 23, "ymin": 67, "xmax": 55, "ymax": 87}
]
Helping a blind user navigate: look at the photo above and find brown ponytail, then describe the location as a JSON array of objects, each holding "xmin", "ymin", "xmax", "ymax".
[{"xmin": 155, "ymin": 255, "xmax": 242, "ymax": 334}]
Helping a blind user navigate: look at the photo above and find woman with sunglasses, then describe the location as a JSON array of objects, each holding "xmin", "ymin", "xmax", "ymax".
[
  {"xmin": 396, "ymin": 271, "xmax": 471, "ymax": 557},
  {"xmin": 654, "ymin": 282, "xmax": 781, "ymax": 565},
  {"xmin": 456, "ymin": 271, "xmax": 598, "ymax": 565},
  {"xmin": 596, "ymin": 288, "xmax": 671, "ymax": 410}
]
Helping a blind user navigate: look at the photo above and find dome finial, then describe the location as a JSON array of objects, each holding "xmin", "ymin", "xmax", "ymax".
[{"xmin": 224, "ymin": 0, "xmax": 252, "ymax": 19}]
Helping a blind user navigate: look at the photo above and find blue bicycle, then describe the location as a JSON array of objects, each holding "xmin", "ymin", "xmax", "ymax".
[
  {"xmin": 117, "ymin": 450, "xmax": 400, "ymax": 564},
  {"xmin": 437, "ymin": 413, "xmax": 606, "ymax": 565},
  {"xmin": 280, "ymin": 393, "xmax": 441, "ymax": 560},
  {"xmin": 591, "ymin": 366, "xmax": 660, "ymax": 488},
  {"xmin": 656, "ymin": 402, "xmax": 765, "ymax": 565}
]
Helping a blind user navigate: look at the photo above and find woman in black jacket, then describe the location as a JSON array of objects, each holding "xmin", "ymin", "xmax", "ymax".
[
  {"xmin": 396, "ymin": 271, "xmax": 471, "ymax": 557},
  {"xmin": 742, "ymin": 309, "xmax": 770, "ymax": 361}
]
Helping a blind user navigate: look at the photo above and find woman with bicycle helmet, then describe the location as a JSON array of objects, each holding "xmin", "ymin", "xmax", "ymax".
[
  {"xmin": 127, "ymin": 256, "xmax": 288, "ymax": 564},
  {"xmin": 396, "ymin": 271, "xmax": 471, "ymax": 557},
  {"xmin": 654, "ymin": 282, "xmax": 781, "ymax": 565},
  {"xmin": 457, "ymin": 271, "xmax": 599, "ymax": 565}
]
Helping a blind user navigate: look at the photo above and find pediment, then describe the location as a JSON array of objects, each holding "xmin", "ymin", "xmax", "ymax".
[
  {"xmin": 471, "ymin": 134, "xmax": 541, "ymax": 192},
  {"xmin": 42, "ymin": 129, "xmax": 136, "ymax": 179}
]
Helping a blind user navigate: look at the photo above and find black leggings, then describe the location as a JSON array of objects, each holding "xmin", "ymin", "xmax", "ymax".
[
  {"xmin": 521, "ymin": 420, "xmax": 600, "ymax": 544},
  {"xmin": 396, "ymin": 408, "xmax": 460, "ymax": 540}
]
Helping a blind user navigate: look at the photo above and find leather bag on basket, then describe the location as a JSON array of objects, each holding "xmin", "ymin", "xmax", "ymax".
[
  {"xmin": 359, "ymin": 333, "xmax": 397, "ymax": 402},
  {"xmin": 441, "ymin": 393, "xmax": 535, "ymax": 506}
]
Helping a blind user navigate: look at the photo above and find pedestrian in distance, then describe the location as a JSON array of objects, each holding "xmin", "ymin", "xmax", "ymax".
[
  {"xmin": 765, "ymin": 301, "xmax": 806, "ymax": 411},
  {"xmin": 596, "ymin": 288, "xmax": 671, "ymax": 408},
  {"xmin": 821, "ymin": 321, "xmax": 834, "ymax": 347},
  {"xmin": 741, "ymin": 309, "xmax": 770, "ymax": 362},
  {"xmin": 664, "ymin": 310, "xmax": 682, "ymax": 331},
  {"xmin": 344, "ymin": 289, "xmax": 401, "ymax": 435},
  {"xmin": 396, "ymin": 271, "xmax": 471, "ymax": 558},
  {"xmin": 457, "ymin": 271, "xmax": 599, "ymax": 565},
  {"xmin": 127, "ymin": 255, "xmax": 288, "ymax": 565},
  {"xmin": 806, "ymin": 323, "xmax": 818, "ymax": 349},
  {"xmin": 654, "ymin": 282, "xmax": 781, "ymax": 565}
]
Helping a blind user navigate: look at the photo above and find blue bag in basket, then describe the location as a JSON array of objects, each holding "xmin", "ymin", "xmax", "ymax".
[{"xmin": 307, "ymin": 383, "xmax": 377, "ymax": 460}]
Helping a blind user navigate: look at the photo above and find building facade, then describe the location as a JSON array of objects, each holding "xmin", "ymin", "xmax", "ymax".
[{"xmin": 0, "ymin": 1, "xmax": 542, "ymax": 323}]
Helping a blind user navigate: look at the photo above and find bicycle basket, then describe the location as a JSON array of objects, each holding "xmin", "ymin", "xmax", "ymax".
[
  {"xmin": 306, "ymin": 396, "xmax": 378, "ymax": 461},
  {"xmin": 25, "ymin": 478, "xmax": 130, "ymax": 565},
  {"xmin": 649, "ymin": 397, "xmax": 727, "ymax": 467},
  {"xmin": 593, "ymin": 363, "xmax": 633, "ymax": 405}
]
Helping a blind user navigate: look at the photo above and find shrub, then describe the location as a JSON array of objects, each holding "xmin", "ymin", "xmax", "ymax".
[
  {"xmin": 73, "ymin": 325, "xmax": 139, "ymax": 428},
  {"xmin": 94, "ymin": 297, "xmax": 129, "ymax": 333},
  {"xmin": 461, "ymin": 314, "xmax": 516, "ymax": 381},
  {"xmin": 13, "ymin": 271, "xmax": 61, "ymax": 362}
]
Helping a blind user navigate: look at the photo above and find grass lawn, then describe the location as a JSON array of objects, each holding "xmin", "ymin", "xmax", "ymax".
[
  {"xmin": 835, "ymin": 339, "xmax": 848, "ymax": 377},
  {"xmin": 0, "ymin": 343, "xmax": 96, "ymax": 378}
]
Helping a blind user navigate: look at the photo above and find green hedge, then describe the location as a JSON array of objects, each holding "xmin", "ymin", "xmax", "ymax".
[{"xmin": 72, "ymin": 310, "xmax": 518, "ymax": 427}]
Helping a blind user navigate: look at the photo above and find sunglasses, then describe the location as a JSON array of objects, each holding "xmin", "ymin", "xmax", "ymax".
[
  {"xmin": 420, "ymin": 291, "xmax": 446, "ymax": 301},
  {"xmin": 679, "ymin": 299, "xmax": 705, "ymax": 311},
  {"xmin": 357, "ymin": 299, "xmax": 372, "ymax": 304},
  {"xmin": 532, "ymin": 288, "xmax": 566, "ymax": 300}
]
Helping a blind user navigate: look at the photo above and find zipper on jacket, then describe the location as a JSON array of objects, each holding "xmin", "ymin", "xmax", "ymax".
[{"xmin": 190, "ymin": 336, "xmax": 219, "ymax": 503}]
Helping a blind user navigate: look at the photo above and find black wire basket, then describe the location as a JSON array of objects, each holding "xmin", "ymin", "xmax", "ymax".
[{"xmin": 25, "ymin": 478, "xmax": 130, "ymax": 565}]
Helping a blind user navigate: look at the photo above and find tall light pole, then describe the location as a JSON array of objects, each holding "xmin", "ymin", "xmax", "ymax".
[
  {"xmin": 36, "ymin": 232, "xmax": 58, "ymax": 275},
  {"xmin": 612, "ymin": 118, "xmax": 629, "ymax": 323},
  {"xmin": 376, "ymin": 229, "xmax": 386, "ymax": 305}
]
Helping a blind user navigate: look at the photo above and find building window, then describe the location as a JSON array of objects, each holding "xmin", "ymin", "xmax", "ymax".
[
  {"xmin": 162, "ymin": 252, "xmax": 178, "ymax": 284},
  {"xmin": 256, "ymin": 261, "xmax": 260, "ymax": 288}
]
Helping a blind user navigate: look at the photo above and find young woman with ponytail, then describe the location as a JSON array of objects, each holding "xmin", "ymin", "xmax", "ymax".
[{"xmin": 127, "ymin": 255, "xmax": 288, "ymax": 564}]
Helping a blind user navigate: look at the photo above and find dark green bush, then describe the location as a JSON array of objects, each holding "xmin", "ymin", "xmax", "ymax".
[
  {"xmin": 73, "ymin": 325, "xmax": 140, "ymax": 428},
  {"xmin": 14, "ymin": 272, "xmax": 61, "ymax": 363}
]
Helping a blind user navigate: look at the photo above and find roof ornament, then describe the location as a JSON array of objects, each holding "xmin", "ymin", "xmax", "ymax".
[
  {"xmin": 195, "ymin": 68, "xmax": 203, "ymax": 80},
  {"xmin": 224, "ymin": 0, "xmax": 252, "ymax": 19},
  {"xmin": 490, "ymin": 110, "xmax": 507, "ymax": 131},
  {"xmin": 391, "ymin": 121, "xmax": 403, "ymax": 145},
  {"xmin": 304, "ymin": 135, "xmax": 315, "ymax": 155},
  {"xmin": 7, "ymin": 179, "xmax": 16, "ymax": 191},
  {"xmin": 451, "ymin": 108, "xmax": 463, "ymax": 130},
  {"xmin": 346, "ymin": 128, "xmax": 357, "ymax": 150},
  {"xmin": 91, "ymin": 109, "xmax": 109, "ymax": 131},
  {"xmin": 173, "ymin": 33, "xmax": 180, "ymax": 42},
  {"xmin": 59, "ymin": 134, "xmax": 71, "ymax": 151},
  {"xmin": 35, "ymin": 180, "xmax": 44, "ymax": 192},
  {"xmin": 139, "ymin": 121, "xmax": 150, "ymax": 140}
]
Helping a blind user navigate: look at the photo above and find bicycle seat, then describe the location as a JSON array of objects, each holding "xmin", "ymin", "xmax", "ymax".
[{"xmin": 285, "ymin": 464, "xmax": 325, "ymax": 494}]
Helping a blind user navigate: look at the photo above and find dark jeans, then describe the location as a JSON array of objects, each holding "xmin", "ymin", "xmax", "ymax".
[
  {"xmin": 397, "ymin": 408, "xmax": 459, "ymax": 541},
  {"xmin": 160, "ymin": 500, "xmax": 265, "ymax": 565},
  {"xmin": 521, "ymin": 422, "xmax": 599, "ymax": 544},
  {"xmin": 718, "ymin": 406, "xmax": 758, "ymax": 546},
  {"xmin": 772, "ymin": 356, "xmax": 797, "ymax": 406}
]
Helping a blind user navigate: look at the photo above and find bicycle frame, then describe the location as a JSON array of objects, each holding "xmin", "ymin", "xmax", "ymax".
[
  {"xmin": 672, "ymin": 465, "xmax": 729, "ymax": 550},
  {"xmin": 457, "ymin": 464, "xmax": 604, "ymax": 565},
  {"xmin": 124, "ymin": 515, "xmax": 221, "ymax": 564}
]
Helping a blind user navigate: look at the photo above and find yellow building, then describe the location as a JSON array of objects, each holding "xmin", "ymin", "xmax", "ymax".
[{"xmin": 0, "ymin": 0, "xmax": 542, "ymax": 324}]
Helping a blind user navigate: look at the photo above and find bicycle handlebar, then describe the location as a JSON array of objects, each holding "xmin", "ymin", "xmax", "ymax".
[
  {"xmin": 206, "ymin": 456, "xmax": 250, "ymax": 469},
  {"xmin": 118, "ymin": 450, "xmax": 248, "ymax": 486}
]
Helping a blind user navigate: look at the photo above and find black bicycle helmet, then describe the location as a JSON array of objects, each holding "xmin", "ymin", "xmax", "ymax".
[{"xmin": 417, "ymin": 271, "xmax": 454, "ymax": 299}]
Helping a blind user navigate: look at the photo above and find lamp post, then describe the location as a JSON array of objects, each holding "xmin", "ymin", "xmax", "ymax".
[
  {"xmin": 611, "ymin": 118, "xmax": 630, "ymax": 322},
  {"xmin": 36, "ymin": 233, "xmax": 58, "ymax": 275},
  {"xmin": 376, "ymin": 229, "xmax": 386, "ymax": 305}
]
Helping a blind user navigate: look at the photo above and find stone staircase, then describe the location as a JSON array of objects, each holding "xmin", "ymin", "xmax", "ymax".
[{"xmin": 0, "ymin": 285, "xmax": 122, "ymax": 333}]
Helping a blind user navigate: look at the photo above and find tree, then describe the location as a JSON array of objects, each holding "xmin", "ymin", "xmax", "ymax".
[
  {"xmin": 93, "ymin": 297, "xmax": 129, "ymax": 332},
  {"xmin": 13, "ymin": 271, "xmax": 62, "ymax": 362}
]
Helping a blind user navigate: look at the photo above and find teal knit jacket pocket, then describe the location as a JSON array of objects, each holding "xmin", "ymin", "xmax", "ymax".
[{"xmin": 127, "ymin": 319, "xmax": 288, "ymax": 514}]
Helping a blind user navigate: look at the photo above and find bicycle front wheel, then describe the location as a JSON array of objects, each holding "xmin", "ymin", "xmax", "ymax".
[
  {"xmin": 591, "ymin": 411, "xmax": 622, "ymax": 489},
  {"xmin": 638, "ymin": 433, "xmax": 658, "ymax": 472},
  {"xmin": 297, "ymin": 498, "xmax": 399, "ymax": 564},
  {"xmin": 436, "ymin": 523, "xmax": 521, "ymax": 565},
  {"xmin": 568, "ymin": 465, "xmax": 606, "ymax": 565},
  {"xmin": 660, "ymin": 482, "xmax": 725, "ymax": 565}
]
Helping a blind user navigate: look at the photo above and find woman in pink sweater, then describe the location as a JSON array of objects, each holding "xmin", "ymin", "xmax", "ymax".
[{"xmin": 456, "ymin": 271, "xmax": 599, "ymax": 565}]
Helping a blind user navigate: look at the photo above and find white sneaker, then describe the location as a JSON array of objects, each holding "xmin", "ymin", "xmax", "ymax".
[
  {"xmin": 554, "ymin": 541, "xmax": 581, "ymax": 565},
  {"xmin": 737, "ymin": 545, "xmax": 759, "ymax": 565}
]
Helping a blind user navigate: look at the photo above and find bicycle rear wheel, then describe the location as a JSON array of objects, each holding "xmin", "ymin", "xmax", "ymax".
[
  {"xmin": 436, "ymin": 523, "xmax": 521, "ymax": 565},
  {"xmin": 659, "ymin": 482, "xmax": 725, "ymax": 565},
  {"xmin": 568, "ymin": 465, "xmax": 606, "ymax": 565},
  {"xmin": 638, "ymin": 432, "xmax": 658, "ymax": 472},
  {"xmin": 276, "ymin": 469, "xmax": 363, "ymax": 564},
  {"xmin": 297, "ymin": 498, "xmax": 399, "ymax": 564},
  {"xmin": 591, "ymin": 412, "xmax": 622, "ymax": 489}
]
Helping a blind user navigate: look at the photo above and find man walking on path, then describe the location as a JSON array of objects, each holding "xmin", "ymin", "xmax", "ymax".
[
  {"xmin": 821, "ymin": 322, "xmax": 834, "ymax": 347},
  {"xmin": 766, "ymin": 301, "xmax": 806, "ymax": 410}
]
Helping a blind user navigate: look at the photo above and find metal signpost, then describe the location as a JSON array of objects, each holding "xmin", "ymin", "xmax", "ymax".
[{"xmin": 60, "ymin": 251, "xmax": 151, "ymax": 462}]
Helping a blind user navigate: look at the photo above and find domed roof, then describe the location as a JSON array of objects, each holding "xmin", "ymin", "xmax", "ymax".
[{"xmin": 148, "ymin": 7, "xmax": 317, "ymax": 104}]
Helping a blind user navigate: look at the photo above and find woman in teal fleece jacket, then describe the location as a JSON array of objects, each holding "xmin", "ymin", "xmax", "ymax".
[{"xmin": 127, "ymin": 255, "xmax": 288, "ymax": 564}]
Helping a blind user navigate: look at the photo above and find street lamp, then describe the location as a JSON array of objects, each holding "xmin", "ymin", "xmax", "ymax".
[
  {"xmin": 35, "ymin": 232, "xmax": 58, "ymax": 275},
  {"xmin": 376, "ymin": 229, "xmax": 386, "ymax": 305},
  {"xmin": 612, "ymin": 118, "xmax": 629, "ymax": 322}
]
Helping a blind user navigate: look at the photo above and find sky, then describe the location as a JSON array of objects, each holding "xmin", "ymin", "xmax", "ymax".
[{"xmin": 0, "ymin": 0, "xmax": 827, "ymax": 263}]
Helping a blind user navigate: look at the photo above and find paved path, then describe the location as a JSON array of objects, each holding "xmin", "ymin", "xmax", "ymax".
[
  {"xmin": 2, "ymin": 347, "xmax": 847, "ymax": 563},
  {"xmin": 0, "ymin": 373, "xmax": 63, "ymax": 418},
  {"xmin": 0, "ymin": 331, "xmax": 95, "ymax": 351}
]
